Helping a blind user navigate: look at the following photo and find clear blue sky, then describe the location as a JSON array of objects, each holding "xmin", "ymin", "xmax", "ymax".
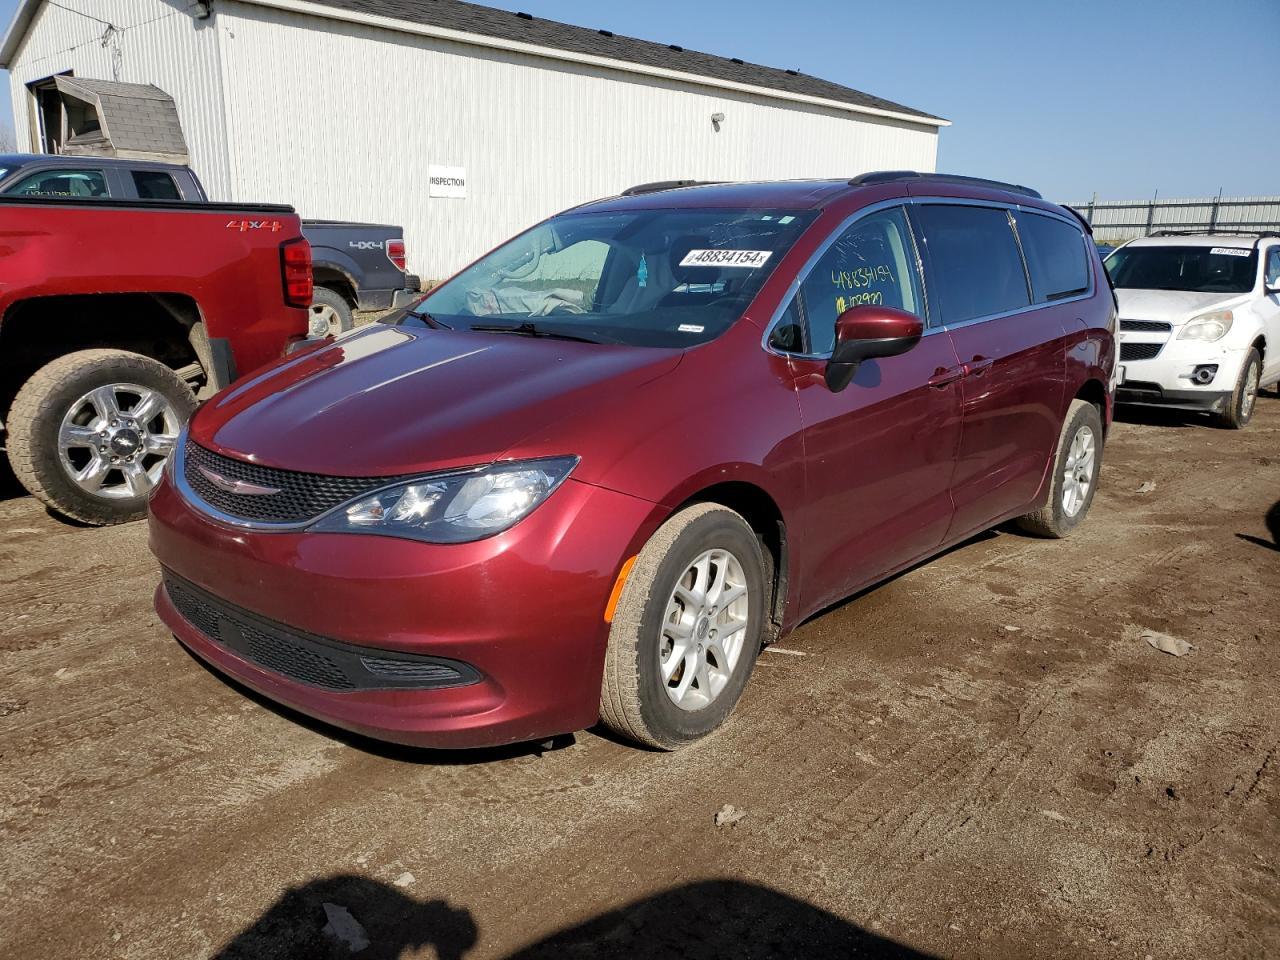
[{"xmin": 1, "ymin": 0, "xmax": 1276, "ymax": 201}]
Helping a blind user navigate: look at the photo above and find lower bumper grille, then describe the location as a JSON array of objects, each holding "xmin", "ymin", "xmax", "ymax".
[
  {"xmin": 163, "ymin": 573, "xmax": 480, "ymax": 692},
  {"xmin": 1120, "ymin": 341, "xmax": 1164, "ymax": 362}
]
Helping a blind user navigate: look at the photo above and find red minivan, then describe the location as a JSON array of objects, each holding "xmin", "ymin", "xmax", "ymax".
[{"xmin": 149, "ymin": 173, "xmax": 1115, "ymax": 750}]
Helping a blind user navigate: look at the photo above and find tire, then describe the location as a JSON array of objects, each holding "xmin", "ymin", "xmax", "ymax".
[
  {"xmin": 1016, "ymin": 398, "xmax": 1104, "ymax": 539},
  {"xmin": 7, "ymin": 350, "xmax": 196, "ymax": 525},
  {"xmin": 599, "ymin": 504, "xmax": 767, "ymax": 750},
  {"xmin": 308, "ymin": 286, "xmax": 354, "ymax": 338},
  {"xmin": 1214, "ymin": 347, "xmax": 1261, "ymax": 430}
]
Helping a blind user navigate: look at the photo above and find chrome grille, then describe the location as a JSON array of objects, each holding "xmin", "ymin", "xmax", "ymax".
[{"xmin": 183, "ymin": 442, "xmax": 414, "ymax": 524}]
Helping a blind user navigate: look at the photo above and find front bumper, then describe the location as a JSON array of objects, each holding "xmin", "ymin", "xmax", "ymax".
[
  {"xmin": 1116, "ymin": 335, "xmax": 1243, "ymax": 413},
  {"xmin": 148, "ymin": 474, "xmax": 658, "ymax": 749}
]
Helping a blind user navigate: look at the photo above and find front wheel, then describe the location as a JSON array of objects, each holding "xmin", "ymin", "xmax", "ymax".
[
  {"xmin": 1214, "ymin": 347, "xmax": 1261, "ymax": 430},
  {"xmin": 6, "ymin": 350, "xmax": 195, "ymax": 525},
  {"xmin": 1016, "ymin": 398, "xmax": 1104, "ymax": 539},
  {"xmin": 599, "ymin": 504, "xmax": 767, "ymax": 749}
]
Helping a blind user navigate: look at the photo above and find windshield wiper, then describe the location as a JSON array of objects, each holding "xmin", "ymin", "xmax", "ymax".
[{"xmin": 468, "ymin": 321, "xmax": 603, "ymax": 344}]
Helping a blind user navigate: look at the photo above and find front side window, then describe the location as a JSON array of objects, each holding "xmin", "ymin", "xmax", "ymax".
[
  {"xmin": 132, "ymin": 170, "xmax": 181, "ymax": 200},
  {"xmin": 1104, "ymin": 245, "xmax": 1258, "ymax": 294},
  {"xmin": 794, "ymin": 207, "xmax": 925, "ymax": 355},
  {"xmin": 5, "ymin": 168, "xmax": 107, "ymax": 198},
  {"xmin": 418, "ymin": 208, "xmax": 816, "ymax": 347},
  {"xmin": 913, "ymin": 204, "xmax": 1031, "ymax": 324},
  {"xmin": 1266, "ymin": 247, "xmax": 1280, "ymax": 286},
  {"xmin": 1017, "ymin": 213, "xmax": 1090, "ymax": 302}
]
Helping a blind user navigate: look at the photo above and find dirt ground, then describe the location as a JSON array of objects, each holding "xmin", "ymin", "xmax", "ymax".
[{"xmin": 1, "ymin": 398, "xmax": 1277, "ymax": 960}]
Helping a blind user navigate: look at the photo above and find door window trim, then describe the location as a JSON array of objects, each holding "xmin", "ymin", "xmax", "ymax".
[{"xmin": 761, "ymin": 196, "xmax": 1096, "ymax": 360}]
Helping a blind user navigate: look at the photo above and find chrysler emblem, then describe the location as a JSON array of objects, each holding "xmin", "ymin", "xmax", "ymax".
[{"xmin": 197, "ymin": 466, "xmax": 281, "ymax": 497}]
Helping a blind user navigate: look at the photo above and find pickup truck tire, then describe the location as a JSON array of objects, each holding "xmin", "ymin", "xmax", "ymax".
[
  {"xmin": 309, "ymin": 286, "xmax": 354, "ymax": 338},
  {"xmin": 599, "ymin": 504, "xmax": 765, "ymax": 750},
  {"xmin": 8, "ymin": 350, "xmax": 195, "ymax": 525},
  {"xmin": 1214, "ymin": 347, "xmax": 1261, "ymax": 430},
  {"xmin": 1015, "ymin": 398, "xmax": 1104, "ymax": 539}
]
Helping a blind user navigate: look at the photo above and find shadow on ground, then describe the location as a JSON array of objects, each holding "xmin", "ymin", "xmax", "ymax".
[{"xmin": 213, "ymin": 876, "xmax": 938, "ymax": 959}]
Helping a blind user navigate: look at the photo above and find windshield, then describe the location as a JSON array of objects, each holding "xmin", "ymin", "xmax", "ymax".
[
  {"xmin": 415, "ymin": 208, "xmax": 817, "ymax": 347},
  {"xmin": 1104, "ymin": 245, "xmax": 1258, "ymax": 293}
]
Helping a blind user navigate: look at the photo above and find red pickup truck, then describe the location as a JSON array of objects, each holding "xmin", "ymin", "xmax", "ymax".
[{"xmin": 0, "ymin": 195, "xmax": 311, "ymax": 524}]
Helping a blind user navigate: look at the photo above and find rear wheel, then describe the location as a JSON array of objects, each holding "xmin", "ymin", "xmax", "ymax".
[
  {"xmin": 7, "ymin": 350, "xmax": 195, "ymax": 525},
  {"xmin": 1016, "ymin": 398, "xmax": 1104, "ymax": 539},
  {"xmin": 308, "ymin": 286, "xmax": 354, "ymax": 338},
  {"xmin": 1214, "ymin": 348, "xmax": 1261, "ymax": 430},
  {"xmin": 600, "ymin": 504, "xmax": 766, "ymax": 749}
]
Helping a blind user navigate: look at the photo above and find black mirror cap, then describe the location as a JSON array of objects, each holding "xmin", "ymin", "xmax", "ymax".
[{"xmin": 824, "ymin": 333, "xmax": 921, "ymax": 392}]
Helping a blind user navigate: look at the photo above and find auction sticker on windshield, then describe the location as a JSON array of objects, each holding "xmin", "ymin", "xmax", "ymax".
[
  {"xmin": 1210, "ymin": 247, "xmax": 1251, "ymax": 257},
  {"xmin": 679, "ymin": 249, "xmax": 773, "ymax": 268}
]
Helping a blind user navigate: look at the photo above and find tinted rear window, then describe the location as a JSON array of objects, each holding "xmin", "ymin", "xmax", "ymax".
[
  {"xmin": 132, "ymin": 170, "xmax": 181, "ymax": 200},
  {"xmin": 1017, "ymin": 213, "xmax": 1090, "ymax": 302},
  {"xmin": 913, "ymin": 205, "xmax": 1030, "ymax": 324}
]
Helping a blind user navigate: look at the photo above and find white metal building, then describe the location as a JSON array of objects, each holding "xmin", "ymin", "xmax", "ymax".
[{"xmin": 1, "ymin": 0, "xmax": 947, "ymax": 279}]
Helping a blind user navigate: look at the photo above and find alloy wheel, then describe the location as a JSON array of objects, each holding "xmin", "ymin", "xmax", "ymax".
[
  {"xmin": 1242, "ymin": 360, "xmax": 1260, "ymax": 418},
  {"xmin": 309, "ymin": 302, "xmax": 341, "ymax": 337},
  {"xmin": 659, "ymin": 548, "xmax": 751, "ymax": 711},
  {"xmin": 57, "ymin": 382, "xmax": 180, "ymax": 500},
  {"xmin": 1061, "ymin": 424, "xmax": 1096, "ymax": 518}
]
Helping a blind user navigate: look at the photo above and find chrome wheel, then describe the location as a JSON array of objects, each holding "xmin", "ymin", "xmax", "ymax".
[
  {"xmin": 1061, "ymin": 424, "xmax": 1096, "ymax": 518},
  {"xmin": 1241, "ymin": 360, "xmax": 1259, "ymax": 418},
  {"xmin": 659, "ymin": 548, "xmax": 750, "ymax": 711},
  {"xmin": 57, "ymin": 382, "xmax": 180, "ymax": 500},
  {"xmin": 309, "ymin": 302, "xmax": 341, "ymax": 337}
]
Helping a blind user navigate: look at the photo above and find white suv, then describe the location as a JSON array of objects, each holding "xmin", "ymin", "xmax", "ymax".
[{"xmin": 1105, "ymin": 233, "xmax": 1280, "ymax": 428}]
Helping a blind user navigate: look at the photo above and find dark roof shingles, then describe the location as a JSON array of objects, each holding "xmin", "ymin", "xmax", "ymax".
[{"xmin": 302, "ymin": 0, "xmax": 943, "ymax": 123}]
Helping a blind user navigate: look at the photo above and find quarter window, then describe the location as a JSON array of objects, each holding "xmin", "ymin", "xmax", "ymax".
[
  {"xmin": 1017, "ymin": 213, "xmax": 1090, "ymax": 302},
  {"xmin": 797, "ymin": 207, "xmax": 925, "ymax": 355},
  {"xmin": 913, "ymin": 205, "xmax": 1030, "ymax": 324},
  {"xmin": 5, "ymin": 168, "xmax": 107, "ymax": 198}
]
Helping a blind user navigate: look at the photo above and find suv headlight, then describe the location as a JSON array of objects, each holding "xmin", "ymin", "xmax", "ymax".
[
  {"xmin": 1178, "ymin": 310, "xmax": 1233, "ymax": 342},
  {"xmin": 310, "ymin": 456, "xmax": 578, "ymax": 543}
]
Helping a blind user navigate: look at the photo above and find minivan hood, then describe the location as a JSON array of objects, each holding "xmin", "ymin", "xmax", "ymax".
[
  {"xmin": 190, "ymin": 324, "xmax": 683, "ymax": 476},
  {"xmin": 1114, "ymin": 288, "xmax": 1250, "ymax": 324}
]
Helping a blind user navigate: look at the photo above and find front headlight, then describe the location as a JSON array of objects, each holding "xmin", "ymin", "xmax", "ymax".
[
  {"xmin": 310, "ymin": 456, "xmax": 578, "ymax": 543},
  {"xmin": 1178, "ymin": 310, "xmax": 1233, "ymax": 342}
]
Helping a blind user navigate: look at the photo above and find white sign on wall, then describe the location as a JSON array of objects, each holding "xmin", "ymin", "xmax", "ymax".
[{"xmin": 429, "ymin": 165, "xmax": 467, "ymax": 199}]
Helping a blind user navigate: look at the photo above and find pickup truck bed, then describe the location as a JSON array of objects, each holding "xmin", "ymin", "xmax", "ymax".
[{"xmin": 0, "ymin": 194, "xmax": 310, "ymax": 524}]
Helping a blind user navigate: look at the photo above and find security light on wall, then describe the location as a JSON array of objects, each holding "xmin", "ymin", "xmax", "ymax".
[
  {"xmin": 711, "ymin": 112, "xmax": 725, "ymax": 131},
  {"xmin": 192, "ymin": 1, "xmax": 212, "ymax": 18}
]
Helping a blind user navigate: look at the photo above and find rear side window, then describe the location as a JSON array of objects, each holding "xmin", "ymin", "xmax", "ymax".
[
  {"xmin": 1017, "ymin": 213, "xmax": 1090, "ymax": 302},
  {"xmin": 132, "ymin": 170, "xmax": 181, "ymax": 200},
  {"xmin": 797, "ymin": 207, "xmax": 925, "ymax": 354},
  {"xmin": 5, "ymin": 168, "xmax": 107, "ymax": 198},
  {"xmin": 913, "ymin": 205, "xmax": 1030, "ymax": 324}
]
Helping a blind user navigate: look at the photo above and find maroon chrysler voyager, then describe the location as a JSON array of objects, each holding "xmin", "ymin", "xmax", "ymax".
[{"xmin": 149, "ymin": 173, "xmax": 1116, "ymax": 750}]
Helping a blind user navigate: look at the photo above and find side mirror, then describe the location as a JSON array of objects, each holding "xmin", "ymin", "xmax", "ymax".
[
  {"xmin": 826, "ymin": 305, "xmax": 924, "ymax": 392},
  {"xmin": 1266, "ymin": 280, "xmax": 1280, "ymax": 296}
]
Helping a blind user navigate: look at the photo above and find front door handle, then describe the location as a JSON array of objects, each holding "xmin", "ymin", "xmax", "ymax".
[
  {"xmin": 928, "ymin": 366, "xmax": 964, "ymax": 389},
  {"xmin": 963, "ymin": 356, "xmax": 995, "ymax": 377}
]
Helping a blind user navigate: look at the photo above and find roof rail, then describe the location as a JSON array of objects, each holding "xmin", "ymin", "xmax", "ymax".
[
  {"xmin": 1150, "ymin": 229, "xmax": 1280, "ymax": 239},
  {"xmin": 849, "ymin": 171, "xmax": 1043, "ymax": 200},
  {"xmin": 620, "ymin": 180, "xmax": 723, "ymax": 197}
]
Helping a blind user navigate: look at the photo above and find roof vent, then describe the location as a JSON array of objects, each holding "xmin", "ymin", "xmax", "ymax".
[
  {"xmin": 598, "ymin": 29, "xmax": 614, "ymax": 37},
  {"xmin": 515, "ymin": 11, "xmax": 533, "ymax": 19},
  {"xmin": 730, "ymin": 57, "xmax": 744, "ymax": 64},
  {"xmin": 668, "ymin": 44, "xmax": 683, "ymax": 51},
  {"xmin": 785, "ymin": 69, "xmax": 799, "ymax": 76}
]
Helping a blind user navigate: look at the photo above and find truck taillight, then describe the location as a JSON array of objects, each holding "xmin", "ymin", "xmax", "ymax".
[
  {"xmin": 280, "ymin": 237, "xmax": 313, "ymax": 307},
  {"xmin": 386, "ymin": 238, "xmax": 407, "ymax": 272}
]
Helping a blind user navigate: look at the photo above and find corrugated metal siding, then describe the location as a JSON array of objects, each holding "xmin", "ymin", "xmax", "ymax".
[
  {"xmin": 1065, "ymin": 196, "xmax": 1280, "ymax": 243},
  {"xmin": 5, "ymin": 0, "xmax": 231, "ymax": 198},
  {"xmin": 216, "ymin": 1, "xmax": 938, "ymax": 279}
]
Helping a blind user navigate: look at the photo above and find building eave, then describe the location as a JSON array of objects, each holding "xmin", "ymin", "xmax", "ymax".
[
  {"xmin": 0, "ymin": 0, "xmax": 40, "ymax": 69},
  {"xmin": 231, "ymin": 0, "xmax": 951, "ymax": 129}
]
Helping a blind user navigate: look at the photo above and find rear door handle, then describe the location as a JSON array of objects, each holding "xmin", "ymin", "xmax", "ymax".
[
  {"xmin": 928, "ymin": 366, "xmax": 964, "ymax": 388},
  {"xmin": 963, "ymin": 356, "xmax": 995, "ymax": 377}
]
